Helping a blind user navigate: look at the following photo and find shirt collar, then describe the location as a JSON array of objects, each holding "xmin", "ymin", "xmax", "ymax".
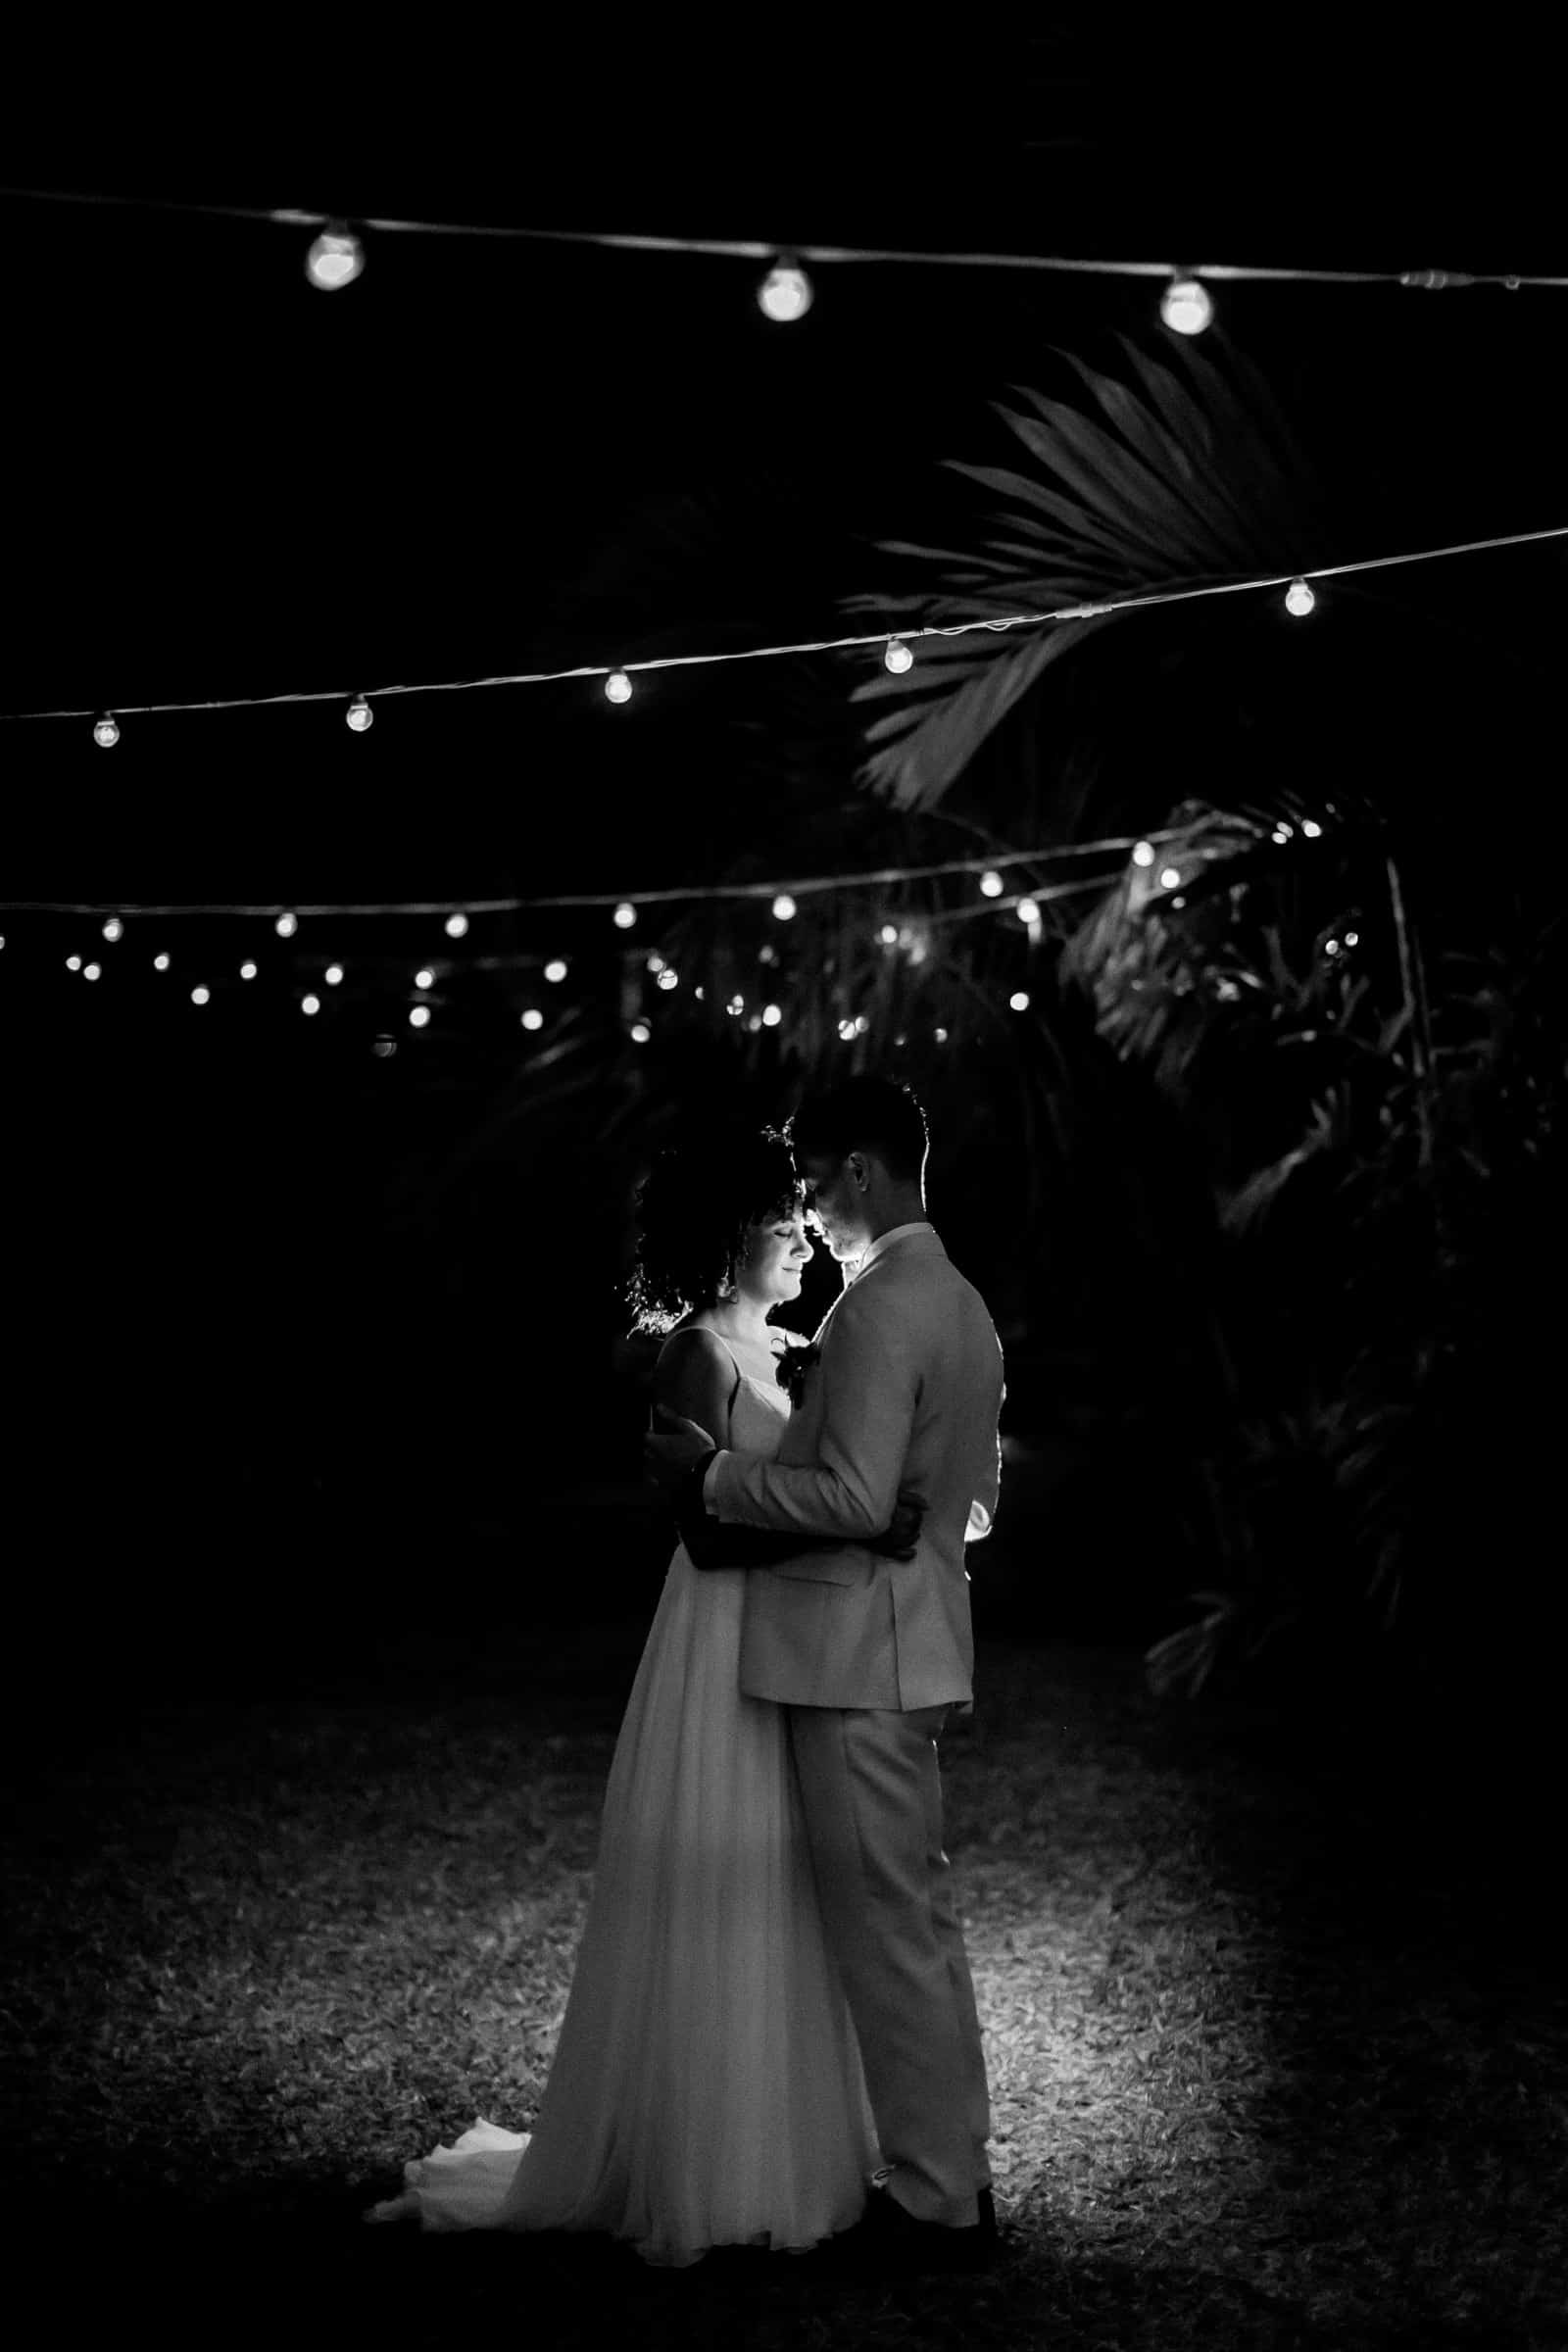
[{"xmin": 846, "ymin": 1219, "xmax": 935, "ymax": 1282}]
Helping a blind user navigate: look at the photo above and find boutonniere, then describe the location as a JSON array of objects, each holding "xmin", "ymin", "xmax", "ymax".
[{"xmin": 774, "ymin": 1335, "xmax": 821, "ymax": 1408}]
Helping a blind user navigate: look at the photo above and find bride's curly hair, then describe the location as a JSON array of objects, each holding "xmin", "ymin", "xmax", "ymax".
[{"xmin": 626, "ymin": 1121, "xmax": 801, "ymax": 1336}]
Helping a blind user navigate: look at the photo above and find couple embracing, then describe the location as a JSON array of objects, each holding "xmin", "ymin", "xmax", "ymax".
[{"xmin": 367, "ymin": 1076, "xmax": 1007, "ymax": 2278}]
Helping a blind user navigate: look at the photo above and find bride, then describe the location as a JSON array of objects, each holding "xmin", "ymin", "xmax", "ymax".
[{"xmin": 365, "ymin": 1121, "xmax": 913, "ymax": 2266}]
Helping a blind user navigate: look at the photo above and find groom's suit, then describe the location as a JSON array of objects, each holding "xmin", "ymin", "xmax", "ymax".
[{"xmin": 683, "ymin": 1222, "xmax": 1004, "ymax": 2230}]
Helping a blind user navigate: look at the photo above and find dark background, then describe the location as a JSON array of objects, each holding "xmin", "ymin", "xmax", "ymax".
[{"xmin": 4, "ymin": 27, "xmax": 1565, "ymax": 1690}]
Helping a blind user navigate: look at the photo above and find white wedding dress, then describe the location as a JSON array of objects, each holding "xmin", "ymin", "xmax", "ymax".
[{"xmin": 366, "ymin": 1349, "xmax": 881, "ymax": 2265}]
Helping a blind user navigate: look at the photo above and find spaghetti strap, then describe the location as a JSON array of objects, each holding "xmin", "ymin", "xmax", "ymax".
[{"xmin": 647, "ymin": 1325, "xmax": 743, "ymax": 1439}]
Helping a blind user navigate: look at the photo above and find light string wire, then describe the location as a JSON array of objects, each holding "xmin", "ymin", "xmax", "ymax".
[
  {"xmin": 5, "ymin": 522, "xmax": 1566, "ymax": 728},
  {"xmin": 3, "ymin": 182, "xmax": 1565, "ymax": 289},
  {"xmin": 0, "ymin": 830, "xmax": 1185, "ymax": 921}
]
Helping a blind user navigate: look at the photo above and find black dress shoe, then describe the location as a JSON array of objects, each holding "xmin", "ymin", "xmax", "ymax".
[{"xmin": 816, "ymin": 2184, "xmax": 999, "ymax": 2278}]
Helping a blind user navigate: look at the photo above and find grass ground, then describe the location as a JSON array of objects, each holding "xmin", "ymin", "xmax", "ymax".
[{"xmin": 6, "ymin": 1622, "xmax": 1563, "ymax": 2351}]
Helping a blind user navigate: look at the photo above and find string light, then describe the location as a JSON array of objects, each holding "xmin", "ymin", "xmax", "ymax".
[
  {"xmin": 656, "ymin": 966, "xmax": 678, "ymax": 990},
  {"xmin": 1009, "ymin": 991, "xmax": 1030, "ymax": 1011},
  {"xmin": 1132, "ymin": 841, "xmax": 1155, "ymax": 867},
  {"xmin": 979, "ymin": 870, "xmax": 1004, "ymax": 898},
  {"xmin": 879, "ymin": 923, "xmax": 899, "ymax": 946},
  {"xmin": 771, "ymin": 894, "xmax": 797, "ymax": 920},
  {"xmin": 192, "ymin": 986, "xmax": 210, "ymax": 1005},
  {"xmin": 629, "ymin": 1020, "xmax": 651, "ymax": 1043},
  {"xmin": 83, "ymin": 962, "xmax": 101, "ymax": 981},
  {"xmin": 302, "ymin": 994, "xmax": 320, "ymax": 1015},
  {"xmin": 415, "ymin": 967, "xmax": 435, "ymax": 989},
  {"xmin": 324, "ymin": 963, "xmax": 344, "ymax": 985},
  {"xmin": 1285, "ymin": 578, "xmax": 1316, "ymax": 617},
  {"xmin": 153, "ymin": 953, "xmax": 170, "ymax": 971},
  {"xmin": 883, "ymin": 638, "xmax": 913, "ymax": 673},
  {"xmin": 1160, "ymin": 272, "xmax": 1213, "ymax": 335},
  {"xmin": 613, "ymin": 902, "xmax": 637, "ymax": 929},
  {"xmin": 275, "ymin": 912, "xmax": 297, "ymax": 938},
  {"xmin": 544, "ymin": 958, "xmax": 567, "ymax": 981},
  {"xmin": 93, "ymin": 715, "xmax": 119, "ymax": 748},
  {"xmin": 15, "ymin": 521, "xmax": 1568, "ymax": 737},
  {"xmin": 758, "ymin": 256, "xmax": 812, "ymax": 321},
  {"xmin": 102, "ymin": 917, "xmax": 122, "ymax": 942},
  {"xmin": 520, "ymin": 1007, "xmax": 543, "ymax": 1030},
  {"xmin": 305, "ymin": 226, "xmax": 364, "ymax": 290},
  {"xmin": 761, "ymin": 1004, "xmax": 782, "ymax": 1026},
  {"xmin": 1017, "ymin": 898, "xmax": 1040, "ymax": 923},
  {"xmin": 444, "ymin": 913, "xmax": 468, "ymax": 938},
  {"xmin": 410, "ymin": 1004, "xmax": 430, "ymax": 1028},
  {"xmin": 239, "ymin": 961, "xmax": 257, "ymax": 979},
  {"xmin": 1301, "ymin": 818, "xmax": 1323, "ymax": 838},
  {"xmin": 1159, "ymin": 866, "xmax": 1183, "ymax": 890}
]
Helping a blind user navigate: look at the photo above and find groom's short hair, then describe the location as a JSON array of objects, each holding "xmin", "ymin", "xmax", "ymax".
[{"xmin": 787, "ymin": 1077, "xmax": 929, "ymax": 1184}]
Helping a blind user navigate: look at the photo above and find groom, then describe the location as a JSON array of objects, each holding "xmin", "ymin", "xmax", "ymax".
[{"xmin": 645, "ymin": 1075, "xmax": 1005, "ymax": 2277}]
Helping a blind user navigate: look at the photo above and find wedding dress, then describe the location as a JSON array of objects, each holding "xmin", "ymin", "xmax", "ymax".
[{"xmin": 366, "ymin": 1347, "xmax": 880, "ymax": 2265}]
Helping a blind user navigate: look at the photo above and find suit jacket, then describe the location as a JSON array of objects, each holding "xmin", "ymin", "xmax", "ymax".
[{"xmin": 704, "ymin": 1225, "xmax": 1004, "ymax": 1711}]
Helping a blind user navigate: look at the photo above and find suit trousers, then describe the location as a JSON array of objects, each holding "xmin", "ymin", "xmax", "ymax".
[{"xmin": 786, "ymin": 1701, "xmax": 991, "ymax": 2229}]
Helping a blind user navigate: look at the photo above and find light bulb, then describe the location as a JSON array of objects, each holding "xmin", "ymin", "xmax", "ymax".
[
  {"xmin": 1344, "ymin": 930, "xmax": 1359, "ymax": 948},
  {"xmin": 1009, "ymin": 992, "xmax": 1030, "ymax": 1012},
  {"xmin": 630, "ymin": 1020, "xmax": 651, "ymax": 1044},
  {"xmin": 445, "ymin": 912, "xmax": 468, "ymax": 938},
  {"xmin": 613, "ymin": 903, "xmax": 637, "ymax": 929},
  {"xmin": 762, "ymin": 1004, "xmax": 782, "ymax": 1027},
  {"xmin": 302, "ymin": 994, "xmax": 320, "ymax": 1015},
  {"xmin": 324, "ymin": 964, "xmax": 344, "ymax": 985},
  {"xmin": 646, "ymin": 953, "xmax": 665, "ymax": 973},
  {"xmin": 1301, "ymin": 818, "xmax": 1323, "ymax": 838},
  {"xmin": 979, "ymin": 870, "xmax": 1004, "ymax": 898},
  {"xmin": 306, "ymin": 227, "xmax": 364, "ymax": 290},
  {"xmin": 346, "ymin": 696, "xmax": 373, "ymax": 731},
  {"xmin": 838, "ymin": 1018, "xmax": 857, "ymax": 1042},
  {"xmin": 544, "ymin": 958, "xmax": 567, "ymax": 982},
  {"xmin": 1285, "ymin": 578, "xmax": 1316, "ymax": 618},
  {"xmin": 102, "ymin": 917, "xmax": 122, "ymax": 942},
  {"xmin": 66, "ymin": 955, "xmax": 82, "ymax": 971},
  {"xmin": 605, "ymin": 669, "xmax": 633, "ymax": 705},
  {"xmin": 657, "ymin": 967, "xmax": 678, "ymax": 990},
  {"xmin": 1160, "ymin": 273, "xmax": 1212, "ymax": 335},
  {"xmin": 884, "ymin": 638, "xmax": 913, "ymax": 674},
  {"xmin": 879, "ymin": 923, "xmax": 899, "ymax": 947},
  {"xmin": 191, "ymin": 985, "xmax": 211, "ymax": 1005},
  {"xmin": 410, "ymin": 1004, "xmax": 431, "ymax": 1028},
  {"xmin": 1159, "ymin": 867, "xmax": 1182, "ymax": 891},
  {"xmin": 1132, "ymin": 840, "xmax": 1155, "ymax": 868},
  {"xmin": 521, "ymin": 1007, "xmax": 543, "ymax": 1030},
  {"xmin": 758, "ymin": 258, "xmax": 813, "ymax": 322},
  {"xmin": 93, "ymin": 715, "xmax": 119, "ymax": 748},
  {"xmin": 726, "ymin": 995, "xmax": 745, "ymax": 1017},
  {"xmin": 1017, "ymin": 898, "xmax": 1040, "ymax": 924},
  {"xmin": 275, "ymin": 912, "xmax": 298, "ymax": 938},
  {"xmin": 415, "ymin": 967, "xmax": 435, "ymax": 990},
  {"xmin": 239, "ymin": 961, "xmax": 257, "ymax": 980},
  {"xmin": 934, "ymin": 1027, "xmax": 949, "ymax": 1044},
  {"xmin": 83, "ymin": 962, "xmax": 101, "ymax": 981},
  {"xmin": 153, "ymin": 953, "xmax": 171, "ymax": 971},
  {"xmin": 771, "ymin": 894, "xmax": 797, "ymax": 921}
]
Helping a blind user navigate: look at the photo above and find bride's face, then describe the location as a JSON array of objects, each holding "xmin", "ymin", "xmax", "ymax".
[{"xmin": 735, "ymin": 1206, "xmax": 813, "ymax": 1310}]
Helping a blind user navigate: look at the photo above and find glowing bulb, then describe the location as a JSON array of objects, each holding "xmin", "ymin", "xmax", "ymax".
[
  {"xmin": 630, "ymin": 1020, "xmax": 651, "ymax": 1044},
  {"xmin": 415, "ymin": 967, "xmax": 435, "ymax": 990},
  {"xmin": 275, "ymin": 912, "xmax": 298, "ymax": 938},
  {"xmin": 758, "ymin": 258, "xmax": 813, "ymax": 322},
  {"xmin": 1344, "ymin": 929, "xmax": 1359, "ymax": 948},
  {"xmin": 879, "ymin": 923, "xmax": 899, "ymax": 947},
  {"xmin": 153, "ymin": 953, "xmax": 170, "ymax": 972},
  {"xmin": 759, "ymin": 944, "xmax": 777, "ymax": 965},
  {"xmin": 372, "ymin": 1037, "xmax": 396, "ymax": 1058},
  {"xmin": 762, "ymin": 1004, "xmax": 782, "ymax": 1027},
  {"xmin": 93, "ymin": 714, "xmax": 119, "ymax": 748},
  {"xmin": 934, "ymin": 1027, "xmax": 949, "ymax": 1044},
  {"xmin": 646, "ymin": 954, "xmax": 665, "ymax": 973},
  {"xmin": 1132, "ymin": 840, "xmax": 1155, "ymax": 867},
  {"xmin": 239, "ymin": 961, "xmax": 257, "ymax": 980},
  {"xmin": 605, "ymin": 670, "xmax": 633, "ymax": 705},
  {"xmin": 306, "ymin": 227, "xmax": 364, "ymax": 290},
  {"xmin": 1009, "ymin": 992, "xmax": 1030, "ymax": 1011},
  {"xmin": 838, "ymin": 1018, "xmax": 857, "ymax": 1042},
  {"xmin": 1272, "ymin": 825, "xmax": 1293, "ymax": 845},
  {"xmin": 979, "ymin": 870, "xmax": 1004, "ymax": 898},
  {"xmin": 771, "ymin": 894, "xmax": 797, "ymax": 921},
  {"xmin": 1285, "ymin": 578, "xmax": 1316, "ymax": 618},
  {"xmin": 613, "ymin": 903, "xmax": 637, "ymax": 929},
  {"xmin": 66, "ymin": 955, "xmax": 82, "ymax": 971},
  {"xmin": 1017, "ymin": 898, "xmax": 1040, "ymax": 924},
  {"xmin": 726, "ymin": 995, "xmax": 745, "ymax": 1016},
  {"xmin": 410, "ymin": 1004, "xmax": 431, "ymax": 1028},
  {"xmin": 1159, "ymin": 867, "xmax": 1182, "ymax": 891},
  {"xmin": 83, "ymin": 962, "xmax": 101, "ymax": 981},
  {"xmin": 1301, "ymin": 818, "xmax": 1323, "ymax": 838},
  {"xmin": 302, "ymin": 994, "xmax": 320, "ymax": 1015},
  {"xmin": 445, "ymin": 913, "xmax": 468, "ymax": 939},
  {"xmin": 884, "ymin": 638, "xmax": 913, "ymax": 674},
  {"xmin": 324, "ymin": 964, "xmax": 344, "ymax": 985},
  {"xmin": 1160, "ymin": 273, "xmax": 1212, "ymax": 335},
  {"xmin": 520, "ymin": 1007, "xmax": 543, "ymax": 1030},
  {"xmin": 855, "ymin": 1014, "xmax": 869, "ymax": 1034},
  {"xmin": 346, "ymin": 696, "xmax": 373, "ymax": 731},
  {"xmin": 102, "ymin": 917, "xmax": 122, "ymax": 943},
  {"xmin": 657, "ymin": 967, "xmax": 678, "ymax": 990},
  {"xmin": 544, "ymin": 958, "xmax": 567, "ymax": 982},
  {"xmin": 191, "ymin": 985, "xmax": 210, "ymax": 1005},
  {"xmin": 1326, "ymin": 938, "xmax": 1340, "ymax": 956}
]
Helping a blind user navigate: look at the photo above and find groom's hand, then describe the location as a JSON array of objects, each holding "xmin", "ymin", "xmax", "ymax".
[{"xmin": 643, "ymin": 1416, "xmax": 716, "ymax": 1494}]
